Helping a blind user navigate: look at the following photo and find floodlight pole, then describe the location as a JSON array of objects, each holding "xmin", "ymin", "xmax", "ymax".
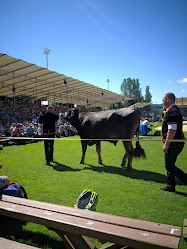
[
  {"xmin": 107, "ymin": 79, "xmax": 110, "ymax": 91},
  {"xmin": 12, "ymin": 72, "xmax": 16, "ymax": 111},
  {"xmin": 43, "ymin": 48, "xmax": 51, "ymax": 69}
]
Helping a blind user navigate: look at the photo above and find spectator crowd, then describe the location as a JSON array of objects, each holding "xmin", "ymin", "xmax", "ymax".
[
  {"xmin": 0, "ymin": 99, "xmax": 95, "ymax": 143},
  {"xmin": 0, "ymin": 99, "xmax": 160, "ymax": 144}
]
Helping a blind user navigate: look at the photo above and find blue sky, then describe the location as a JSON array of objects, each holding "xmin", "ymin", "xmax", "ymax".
[{"xmin": 1, "ymin": 0, "xmax": 187, "ymax": 104}]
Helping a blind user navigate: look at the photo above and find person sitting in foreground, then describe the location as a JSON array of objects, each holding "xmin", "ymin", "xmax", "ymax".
[{"xmin": 0, "ymin": 163, "xmax": 10, "ymax": 192}]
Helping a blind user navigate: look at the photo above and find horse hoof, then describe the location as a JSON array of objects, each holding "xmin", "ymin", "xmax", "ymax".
[{"xmin": 121, "ymin": 162, "xmax": 125, "ymax": 168}]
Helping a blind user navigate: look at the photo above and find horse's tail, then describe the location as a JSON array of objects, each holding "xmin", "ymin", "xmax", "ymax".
[
  {"xmin": 133, "ymin": 120, "xmax": 146, "ymax": 158},
  {"xmin": 133, "ymin": 141, "xmax": 146, "ymax": 158}
]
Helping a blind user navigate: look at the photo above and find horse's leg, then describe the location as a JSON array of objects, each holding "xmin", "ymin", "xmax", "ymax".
[
  {"xmin": 121, "ymin": 151, "xmax": 128, "ymax": 168},
  {"xmin": 96, "ymin": 141, "xmax": 102, "ymax": 164},
  {"xmin": 80, "ymin": 140, "xmax": 87, "ymax": 164},
  {"xmin": 122, "ymin": 141, "xmax": 133, "ymax": 170}
]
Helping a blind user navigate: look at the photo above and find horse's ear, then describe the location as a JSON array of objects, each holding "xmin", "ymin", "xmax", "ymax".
[{"xmin": 73, "ymin": 108, "xmax": 79, "ymax": 116}]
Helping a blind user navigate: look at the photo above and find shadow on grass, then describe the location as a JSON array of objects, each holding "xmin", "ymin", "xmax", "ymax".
[
  {"xmin": 83, "ymin": 164, "xmax": 185, "ymax": 187},
  {"xmin": 175, "ymin": 191, "xmax": 187, "ymax": 197},
  {"xmin": 50, "ymin": 161, "xmax": 81, "ymax": 172},
  {"xmin": 0, "ymin": 217, "xmax": 66, "ymax": 249}
]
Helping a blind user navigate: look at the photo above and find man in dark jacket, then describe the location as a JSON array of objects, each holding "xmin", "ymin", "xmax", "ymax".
[
  {"xmin": 161, "ymin": 92, "xmax": 187, "ymax": 192},
  {"xmin": 39, "ymin": 106, "xmax": 59, "ymax": 165}
]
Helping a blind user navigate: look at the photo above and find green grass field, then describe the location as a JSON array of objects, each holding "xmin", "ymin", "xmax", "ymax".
[{"xmin": 0, "ymin": 132, "xmax": 187, "ymax": 248}]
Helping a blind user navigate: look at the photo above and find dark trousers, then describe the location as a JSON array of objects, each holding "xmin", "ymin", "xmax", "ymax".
[
  {"xmin": 165, "ymin": 142, "xmax": 187, "ymax": 189},
  {"xmin": 44, "ymin": 135, "xmax": 54, "ymax": 163}
]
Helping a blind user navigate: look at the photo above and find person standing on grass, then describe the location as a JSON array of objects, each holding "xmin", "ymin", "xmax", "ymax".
[
  {"xmin": 161, "ymin": 92, "xmax": 187, "ymax": 192},
  {"xmin": 39, "ymin": 106, "xmax": 59, "ymax": 166}
]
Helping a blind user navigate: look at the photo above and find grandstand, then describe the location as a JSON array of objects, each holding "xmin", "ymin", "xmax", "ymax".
[
  {"xmin": 0, "ymin": 53, "xmax": 132, "ymax": 138},
  {"xmin": 0, "ymin": 53, "xmax": 131, "ymax": 108}
]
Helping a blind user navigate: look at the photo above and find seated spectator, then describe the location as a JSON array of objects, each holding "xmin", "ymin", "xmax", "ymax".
[
  {"xmin": 58, "ymin": 113, "xmax": 64, "ymax": 125},
  {"xmin": 33, "ymin": 123, "xmax": 38, "ymax": 137},
  {"xmin": 38, "ymin": 124, "xmax": 43, "ymax": 137},
  {"xmin": 26, "ymin": 123, "xmax": 34, "ymax": 137},
  {"xmin": 142, "ymin": 117, "xmax": 152, "ymax": 134},
  {"xmin": 22, "ymin": 122, "xmax": 29, "ymax": 135},
  {"xmin": 58, "ymin": 124, "xmax": 68, "ymax": 137},
  {"xmin": 11, "ymin": 123, "xmax": 25, "ymax": 145},
  {"xmin": 0, "ymin": 163, "xmax": 10, "ymax": 191},
  {"xmin": 10, "ymin": 123, "xmax": 16, "ymax": 134},
  {"xmin": 11, "ymin": 123, "xmax": 23, "ymax": 137},
  {"xmin": 0, "ymin": 122, "xmax": 5, "ymax": 136},
  {"xmin": 142, "ymin": 117, "xmax": 150, "ymax": 127},
  {"xmin": 32, "ymin": 116, "xmax": 38, "ymax": 123},
  {"xmin": 4, "ymin": 120, "xmax": 11, "ymax": 136}
]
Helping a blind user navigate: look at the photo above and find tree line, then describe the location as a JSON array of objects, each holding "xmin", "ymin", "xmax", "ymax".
[{"xmin": 120, "ymin": 78, "xmax": 152, "ymax": 105}]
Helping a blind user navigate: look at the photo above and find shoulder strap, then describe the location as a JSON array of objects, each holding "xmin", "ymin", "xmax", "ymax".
[{"xmin": 20, "ymin": 185, "xmax": 28, "ymax": 199}]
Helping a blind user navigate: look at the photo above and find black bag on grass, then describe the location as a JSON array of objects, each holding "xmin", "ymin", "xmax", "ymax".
[
  {"xmin": 154, "ymin": 130, "xmax": 161, "ymax": 136},
  {"xmin": 74, "ymin": 189, "xmax": 98, "ymax": 211}
]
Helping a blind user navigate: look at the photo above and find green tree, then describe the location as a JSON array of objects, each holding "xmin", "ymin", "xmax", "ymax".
[
  {"xmin": 108, "ymin": 102, "xmax": 123, "ymax": 110},
  {"xmin": 121, "ymin": 78, "xmax": 143, "ymax": 103},
  {"xmin": 145, "ymin": 86, "xmax": 152, "ymax": 102}
]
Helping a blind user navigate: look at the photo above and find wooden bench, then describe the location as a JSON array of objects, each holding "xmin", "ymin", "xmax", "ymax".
[
  {"xmin": 183, "ymin": 219, "xmax": 187, "ymax": 242},
  {"xmin": 0, "ymin": 195, "xmax": 182, "ymax": 249},
  {"xmin": 0, "ymin": 138, "xmax": 10, "ymax": 147},
  {"xmin": 0, "ymin": 237, "xmax": 39, "ymax": 249}
]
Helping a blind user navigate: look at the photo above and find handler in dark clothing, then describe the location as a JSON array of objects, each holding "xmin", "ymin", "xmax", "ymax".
[
  {"xmin": 161, "ymin": 92, "xmax": 187, "ymax": 192},
  {"xmin": 39, "ymin": 106, "xmax": 59, "ymax": 166}
]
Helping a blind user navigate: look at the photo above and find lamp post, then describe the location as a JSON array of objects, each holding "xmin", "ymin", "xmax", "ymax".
[
  {"xmin": 64, "ymin": 80, "xmax": 68, "ymax": 107},
  {"xmin": 12, "ymin": 72, "xmax": 16, "ymax": 111},
  {"xmin": 12, "ymin": 86, "xmax": 16, "ymax": 111},
  {"xmin": 43, "ymin": 48, "xmax": 51, "ymax": 69},
  {"xmin": 107, "ymin": 79, "xmax": 110, "ymax": 91}
]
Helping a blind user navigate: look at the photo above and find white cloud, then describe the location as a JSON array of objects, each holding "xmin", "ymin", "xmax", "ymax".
[
  {"xmin": 178, "ymin": 78, "xmax": 187, "ymax": 83},
  {"xmin": 181, "ymin": 90, "xmax": 185, "ymax": 93}
]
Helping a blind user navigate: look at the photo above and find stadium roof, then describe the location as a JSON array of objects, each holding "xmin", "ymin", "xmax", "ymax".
[
  {"xmin": 128, "ymin": 102, "xmax": 152, "ymax": 109},
  {"xmin": 0, "ymin": 53, "xmax": 131, "ymax": 107},
  {"xmin": 176, "ymin": 97, "xmax": 187, "ymax": 106}
]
